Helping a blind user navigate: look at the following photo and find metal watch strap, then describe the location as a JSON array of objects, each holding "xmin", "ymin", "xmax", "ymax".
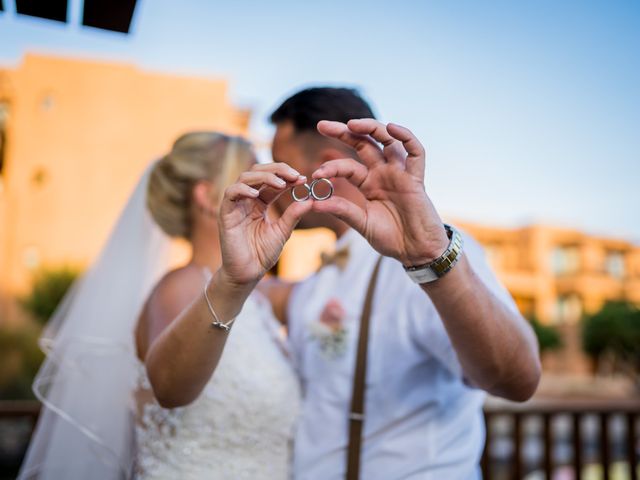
[{"xmin": 403, "ymin": 224, "xmax": 464, "ymax": 284}]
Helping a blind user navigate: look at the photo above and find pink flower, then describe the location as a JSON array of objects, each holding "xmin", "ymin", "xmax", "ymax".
[{"xmin": 319, "ymin": 298, "xmax": 346, "ymax": 332}]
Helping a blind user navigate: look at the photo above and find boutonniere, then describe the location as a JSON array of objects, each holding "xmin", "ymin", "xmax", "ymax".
[{"xmin": 309, "ymin": 299, "xmax": 348, "ymax": 359}]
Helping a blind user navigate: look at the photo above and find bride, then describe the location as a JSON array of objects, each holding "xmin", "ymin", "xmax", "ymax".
[{"xmin": 18, "ymin": 132, "xmax": 311, "ymax": 479}]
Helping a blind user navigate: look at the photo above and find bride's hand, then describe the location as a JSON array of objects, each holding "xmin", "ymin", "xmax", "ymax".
[{"xmin": 218, "ymin": 163, "xmax": 312, "ymax": 287}]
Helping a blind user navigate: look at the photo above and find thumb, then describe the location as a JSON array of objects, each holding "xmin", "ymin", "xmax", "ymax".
[
  {"xmin": 311, "ymin": 196, "xmax": 367, "ymax": 236},
  {"xmin": 276, "ymin": 199, "xmax": 313, "ymax": 239}
]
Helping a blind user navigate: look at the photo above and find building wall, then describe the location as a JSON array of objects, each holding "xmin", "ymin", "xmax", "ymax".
[
  {"xmin": 0, "ymin": 53, "xmax": 249, "ymax": 324},
  {"xmin": 455, "ymin": 222, "xmax": 640, "ymax": 325},
  {"xmin": 455, "ymin": 222, "xmax": 640, "ymax": 375}
]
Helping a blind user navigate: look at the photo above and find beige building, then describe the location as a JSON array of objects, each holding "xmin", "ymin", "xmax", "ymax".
[
  {"xmin": 455, "ymin": 222, "xmax": 640, "ymax": 325},
  {"xmin": 454, "ymin": 222, "xmax": 640, "ymax": 375},
  {"xmin": 0, "ymin": 53, "xmax": 249, "ymax": 324}
]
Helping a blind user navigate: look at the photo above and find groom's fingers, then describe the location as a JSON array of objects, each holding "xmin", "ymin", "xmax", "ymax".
[
  {"xmin": 347, "ymin": 119, "xmax": 395, "ymax": 146},
  {"xmin": 317, "ymin": 120, "xmax": 385, "ymax": 168},
  {"xmin": 311, "ymin": 196, "xmax": 367, "ymax": 236},
  {"xmin": 386, "ymin": 123, "xmax": 426, "ymax": 179},
  {"xmin": 346, "ymin": 119, "xmax": 406, "ymax": 165},
  {"xmin": 312, "ymin": 158, "xmax": 368, "ymax": 187}
]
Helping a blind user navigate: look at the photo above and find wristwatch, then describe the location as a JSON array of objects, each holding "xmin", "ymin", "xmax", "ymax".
[{"xmin": 403, "ymin": 224, "xmax": 464, "ymax": 284}]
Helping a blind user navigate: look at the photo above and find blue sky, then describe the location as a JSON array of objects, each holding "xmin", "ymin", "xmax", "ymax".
[{"xmin": 1, "ymin": 0, "xmax": 639, "ymax": 240}]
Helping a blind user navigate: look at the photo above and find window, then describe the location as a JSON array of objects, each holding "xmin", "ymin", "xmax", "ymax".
[
  {"xmin": 553, "ymin": 295, "xmax": 582, "ymax": 324},
  {"xmin": 484, "ymin": 243, "xmax": 503, "ymax": 270},
  {"xmin": 551, "ymin": 245, "xmax": 580, "ymax": 275},
  {"xmin": 605, "ymin": 251, "xmax": 625, "ymax": 279}
]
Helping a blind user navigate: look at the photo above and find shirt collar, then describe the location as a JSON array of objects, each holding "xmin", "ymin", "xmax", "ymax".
[
  {"xmin": 335, "ymin": 228, "xmax": 361, "ymax": 250},
  {"xmin": 334, "ymin": 228, "xmax": 374, "ymax": 269}
]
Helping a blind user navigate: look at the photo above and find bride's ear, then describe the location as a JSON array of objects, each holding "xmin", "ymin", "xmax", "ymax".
[{"xmin": 192, "ymin": 180, "xmax": 219, "ymax": 217}]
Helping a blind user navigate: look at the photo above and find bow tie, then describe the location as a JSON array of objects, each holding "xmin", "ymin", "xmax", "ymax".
[{"xmin": 319, "ymin": 245, "xmax": 351, "ymax": 271}]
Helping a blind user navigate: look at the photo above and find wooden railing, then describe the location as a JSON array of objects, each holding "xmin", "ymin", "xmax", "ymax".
[
  {"xmin": 0, "ymin": 401, "xmax": 40, "ymax": 423},
  {"xmin": 482, "ymin": 398, "xmax": 640, "ymax": 480},
  {"xmin": 1, "ymin": 399, "xmax": 639, "ymax": 479},
  {"xmin": 0, "ymin": 401, "xmax": 40, "ymax": 479}
]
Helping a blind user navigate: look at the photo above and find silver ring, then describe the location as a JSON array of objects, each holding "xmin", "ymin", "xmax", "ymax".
[
  {"xmin": 291, "ymin": 183, "xmax": 311, "ymax": 202},
  {"xmin": 310, "ymin": 178, "xmax": 333, "ymax": 201}
]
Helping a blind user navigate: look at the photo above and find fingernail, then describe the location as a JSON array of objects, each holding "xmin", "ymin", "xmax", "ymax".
[
  {"xmin": 289, "ymin": 168, "xmax": 300, "ymax": 176},
  {"xmin": 298, "ymin": 175, "xmax": 307, "ymax": 182},
  {"xmin": 276, "ymin": 178, "xmax": 286, "ymax": 186},
  {"xmin": 249, "ymin": 188, "xmax": 260, "ymax": 196}
]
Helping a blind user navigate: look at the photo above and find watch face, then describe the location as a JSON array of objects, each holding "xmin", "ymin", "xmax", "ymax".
[
  {"xmin": 404, "ymin": 226, "xmax": 463, "ymax": 283},
  {"xmin": 406, "ymin": 267, "xmax": 439, "ymax": 284}
]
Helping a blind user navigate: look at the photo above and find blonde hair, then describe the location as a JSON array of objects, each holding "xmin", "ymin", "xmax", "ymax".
[{"xmin": 147, "ymin": 132, "xmax": 255, "ymax": 238}]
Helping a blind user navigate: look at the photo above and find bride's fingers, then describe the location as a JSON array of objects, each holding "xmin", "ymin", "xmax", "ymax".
[
  {"xmin": 312, "ymin": 158, "xmax": 368, "ymax": 187},
  {"xmin": 311, "ymin": 196, "xmax": 367, "ymax": 236},
  {"xmin": 221, "ymin": 183, "xmax": 260, "ymax": 213},
  {"xmin": 238, "ymin": 171, "xmax": 303, "ymax": 190},
  {"xmin": 276, "ymin": 198, "xmax": 314, "ymax": 237},
  {"xmin": 242, "ymin": 163, "xmax": 307, "ymax": 206},
  {"xmin": 259, "ymin": 175, "xmax": 307, "ymax": 205},
  {"xmin": 250, "ymin": 162, "xmax": 304, "ymax": 183}
]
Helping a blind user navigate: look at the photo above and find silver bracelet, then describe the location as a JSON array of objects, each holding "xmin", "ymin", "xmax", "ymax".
[{"xmin": 203, "ymin": 278, "xmax": 236, "ymax": 332}]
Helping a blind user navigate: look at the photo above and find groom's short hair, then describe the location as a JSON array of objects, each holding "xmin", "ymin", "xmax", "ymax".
[{"xmin": 270, "ymin": 87, "xmax": 376, "ymax": 133}]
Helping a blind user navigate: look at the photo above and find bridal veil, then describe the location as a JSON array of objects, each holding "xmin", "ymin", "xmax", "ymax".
[{"xmin": 18, "ymin": 163, "xmax": 173, "ymax": 479}]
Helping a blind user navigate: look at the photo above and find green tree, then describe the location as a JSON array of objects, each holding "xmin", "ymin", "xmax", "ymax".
[
  {"xmin": 20, "ymin": 266, "xmax": 80, "ymax": 324},
  {"xmin": 0, "ymin": 266, "xmax": 81, "ymax": 399},
  {"xmin": 0, "ymin": 323, "xmax": 44, "ymax": 399},
  {"xmin": 528, "ymin": 317, "xmax": 563, "ymax": 353},
  {"xmin": 582, "ymin": 301, "xmax": 640, "ymax": 387}
]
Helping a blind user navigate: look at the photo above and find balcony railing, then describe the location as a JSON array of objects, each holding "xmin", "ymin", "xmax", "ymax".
[
  {"xmin": 1, "ymin": 398, "xmax": 639, "ymax": 479},
  {"xmin": 483, "ymin": 398, "xmax": 640, "ymax": 480}
]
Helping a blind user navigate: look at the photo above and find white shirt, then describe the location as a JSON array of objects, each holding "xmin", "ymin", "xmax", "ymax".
[{"xmin": 288, "ymin": 228, "xmax": 519, "ymax": 480}]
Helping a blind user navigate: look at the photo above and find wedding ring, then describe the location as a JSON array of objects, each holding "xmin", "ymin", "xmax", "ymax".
[
  {"xmin": 291, "ymin": 183, "xmax": 311, "ymax": 202},
  {"xmin": 291, "ymin": 178, "xmax": 334, "ymax": 202},
  {"xmin": 310, "ymin": 178, "xmax": 333, "ymax": 201}
]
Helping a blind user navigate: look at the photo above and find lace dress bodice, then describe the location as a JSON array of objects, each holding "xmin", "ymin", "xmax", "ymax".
[{"xmin": 134, "ymin": 293, "xmax": 301, "ymax": 480}]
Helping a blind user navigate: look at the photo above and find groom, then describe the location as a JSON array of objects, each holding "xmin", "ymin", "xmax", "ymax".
[{"xmin": 267, "ymin": 87, "xmax": 541, "ymax": 479}]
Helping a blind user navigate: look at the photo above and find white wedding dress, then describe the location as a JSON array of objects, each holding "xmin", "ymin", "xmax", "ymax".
[
  {"xmin": 19, "ymin": 166, "xmax": 300, "ymax": 480},
  {"xmin": 133, "ymin": 292, "xmax": 301, "ymax": 480}
]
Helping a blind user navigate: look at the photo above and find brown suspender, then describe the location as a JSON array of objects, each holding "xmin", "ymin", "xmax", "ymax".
[{"xmin": 346, "ymin": 256, "xmax": 383, "ymax": 480}]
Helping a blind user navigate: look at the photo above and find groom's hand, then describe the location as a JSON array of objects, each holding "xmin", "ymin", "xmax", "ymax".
[{"xmin": 312, "ymin": 119, "xmax": 449, "ymax": 267}]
